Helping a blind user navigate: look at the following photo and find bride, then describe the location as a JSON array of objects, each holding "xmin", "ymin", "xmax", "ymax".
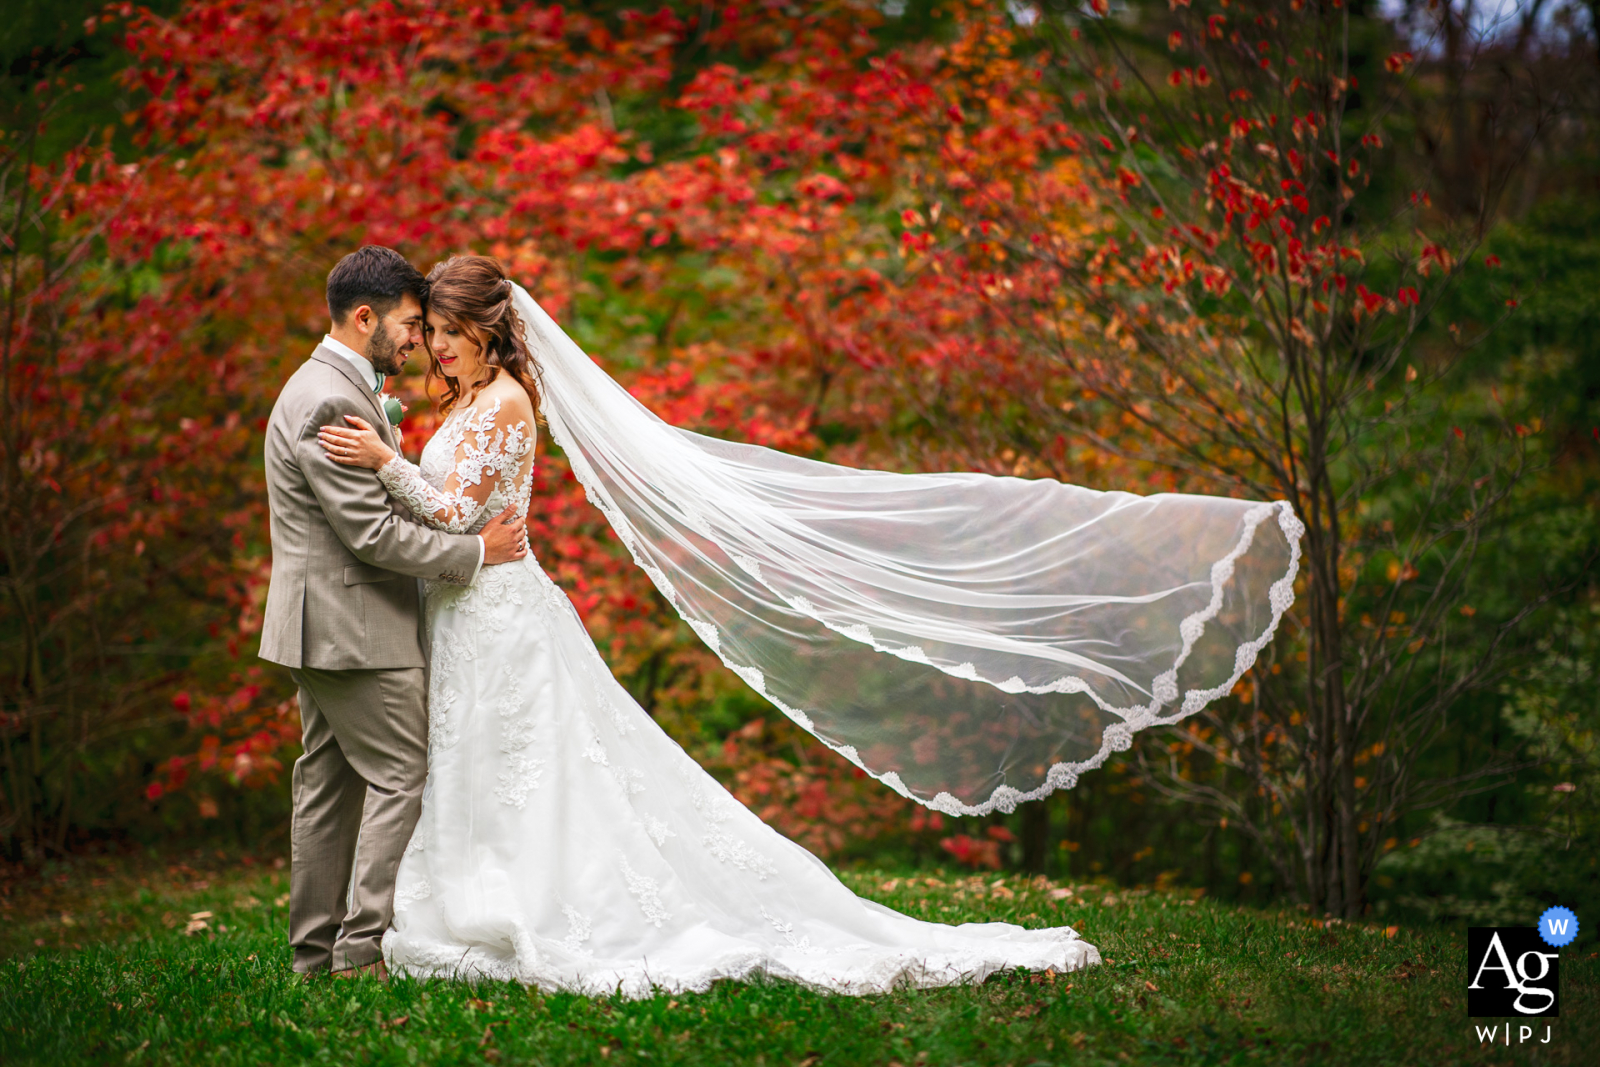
[{"xmin": 317, "ymin": 255, "xmax": 1300, "ymax": 996}]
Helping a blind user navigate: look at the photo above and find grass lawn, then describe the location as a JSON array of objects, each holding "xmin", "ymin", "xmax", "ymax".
[{"xmin": 1, "ymin": 850, "xmax": 1592, "ymax": 1065}]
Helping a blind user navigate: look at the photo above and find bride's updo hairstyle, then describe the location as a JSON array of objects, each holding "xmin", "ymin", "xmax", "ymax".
[{"xmin": 423, "ymin": 255, "xmax": 543, "ymax": 417}]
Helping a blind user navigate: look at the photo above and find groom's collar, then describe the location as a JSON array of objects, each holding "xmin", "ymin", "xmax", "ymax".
[
  {"xmin": 321, "ymin": 333, "xmax": 382, "ymax": 392},
  {"xmin": 311, "ymin": 344, "xmax": 395, "ymax": 446}
]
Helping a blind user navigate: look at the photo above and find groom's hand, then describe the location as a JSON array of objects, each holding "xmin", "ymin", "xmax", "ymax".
[{"xmin": 480, "ymin": 504, "xmax": 529, "ymax": 566}]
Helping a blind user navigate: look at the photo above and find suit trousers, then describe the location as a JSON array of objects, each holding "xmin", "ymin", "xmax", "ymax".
[{"xmin": 288, "ymin": 665, "xmax": 428, "ymax": 973}]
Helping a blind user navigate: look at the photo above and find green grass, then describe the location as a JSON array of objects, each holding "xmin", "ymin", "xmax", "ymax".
[{"xmin": 1, "ymin": 854, "xmax": 1594, "ymax": 1065}]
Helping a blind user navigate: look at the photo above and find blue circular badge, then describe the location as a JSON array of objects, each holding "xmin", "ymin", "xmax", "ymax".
[{"xmin": 1538, "ymin": 905, "xmax": 1579, "ymax": 948}]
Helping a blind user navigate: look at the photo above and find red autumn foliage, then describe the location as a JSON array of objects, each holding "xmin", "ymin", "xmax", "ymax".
[
  {"xmin": 53, "ymin": 0, "xmax": 1076, "ymax": 849},
  {"xmin": 939, "ymin": 826, "xmax": 1016, "ymax": 871},
  {"xmin": 708, "ymin": 718, "xmax": 945, "ymax": 860}
]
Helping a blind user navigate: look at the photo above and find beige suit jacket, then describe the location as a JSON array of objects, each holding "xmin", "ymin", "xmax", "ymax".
[{"xmin": 259, "ymin": 345, "xmax": 482, "ymax": 670}]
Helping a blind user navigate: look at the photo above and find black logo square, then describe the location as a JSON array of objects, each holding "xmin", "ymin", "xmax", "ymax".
[{"xmin": 1468, "ymin": 927, "xmax": 1559, "ymax": 1017}]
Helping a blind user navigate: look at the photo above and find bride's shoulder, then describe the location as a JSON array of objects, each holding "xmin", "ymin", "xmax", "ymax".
[{"xmin": 482, "ymin": 375, "xmax": 536, "ymax": 424}]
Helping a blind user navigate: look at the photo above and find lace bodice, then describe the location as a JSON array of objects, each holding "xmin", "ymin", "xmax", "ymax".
[{"xmin": 378, "ymin": 396, "xmax": 535, "ymax": 536}]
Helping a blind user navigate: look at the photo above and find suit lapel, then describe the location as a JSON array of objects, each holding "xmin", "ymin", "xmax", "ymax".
[{"xmin": 310, "ymin": 345, "xmax": 398, "ymax": 450}]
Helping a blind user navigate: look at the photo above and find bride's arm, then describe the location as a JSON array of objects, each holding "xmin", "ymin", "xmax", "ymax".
[{"xmin": 320, "ymin": 401, "xmax": 533, "ymax": 534}]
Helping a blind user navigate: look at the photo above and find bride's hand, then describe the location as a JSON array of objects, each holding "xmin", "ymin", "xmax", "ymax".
[{"xmin": 319, "ymin": 415, "xmax": 397, "ymax": 470}]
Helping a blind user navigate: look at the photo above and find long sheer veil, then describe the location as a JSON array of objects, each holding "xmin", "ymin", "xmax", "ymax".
[{"xmin": 511, "ymin": 283, "xmax": 1303, "ymax": 816}]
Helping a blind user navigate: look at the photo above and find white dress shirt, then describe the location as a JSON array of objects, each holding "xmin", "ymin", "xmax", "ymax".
[{"xmin": 321, "ymin": 333, "xmax": 485, "ymax": 579}]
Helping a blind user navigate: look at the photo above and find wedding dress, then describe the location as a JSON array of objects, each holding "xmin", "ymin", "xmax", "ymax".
[
  {"xmin": 375, "ymin": 282, "xmax": 1300, "ymax": 995},
  {"xmin": 376, "ymin": 394, "xmax": 1102, "ymax": 995}
]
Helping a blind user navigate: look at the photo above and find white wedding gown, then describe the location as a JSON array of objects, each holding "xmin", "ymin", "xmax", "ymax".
[{"xmin": 374, "ymin": 394, "xmax": 1100, "ymax": 997}]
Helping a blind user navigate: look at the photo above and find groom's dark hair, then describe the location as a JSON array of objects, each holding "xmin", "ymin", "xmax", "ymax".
[{"xmin": 326, "ymin": 245, "xmax": 427, "ymax": 325}]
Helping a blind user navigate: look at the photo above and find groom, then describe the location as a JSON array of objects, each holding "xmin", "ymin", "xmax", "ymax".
[{"xmin": 259, "ymin": 246, "xmax": 528, "ymax": 978}]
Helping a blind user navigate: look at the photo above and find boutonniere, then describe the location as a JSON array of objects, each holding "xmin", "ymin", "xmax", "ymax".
[{"xmin": 381, "ymin": 394, "xmax": 405, "ymax": 427}]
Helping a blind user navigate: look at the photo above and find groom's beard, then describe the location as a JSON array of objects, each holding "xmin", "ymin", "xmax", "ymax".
[{"xmin": 365, "ymin": 326, "xmax": 407, "ymax": 378}]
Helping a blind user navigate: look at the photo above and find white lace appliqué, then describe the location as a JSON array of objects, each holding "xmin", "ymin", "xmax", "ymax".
[
  {"xmin": 704, "ymin": 829, "xmax": 777, "ymax": 881},
  {"xmin": 559, "ymin": 904, "xmax": 594, "ymax": 957},
  {"xmin": 377, "ymin": 398, "xmax": 534, "ymax": 535},
  {"xmin": 429, "ymin": 688, "xmax": 460, "ymax": 753},
  {"xmin": 493, "ymin": 668, "xmax": 544, "ymax": 809},
  {"xmin": 393, "ymin": 878, "xmax": 432, "ymax": 915},
  {"xmin": 759, "ymin": 907, "xmax": 818, "ymax": 954},
  {"xmin": 642, "ymin": 813, "xmax": 676, "ymax": 847},
  {"xmin": 619, "ymin": 857, "xmax": 672, "ymax": 928},
  {"xmin": 585, "ymin": 735, "xmax": 645, "ymax": 797},
  {"xmin": 495, "ymin": 753, "xmax": 545, "ymax": 810}
]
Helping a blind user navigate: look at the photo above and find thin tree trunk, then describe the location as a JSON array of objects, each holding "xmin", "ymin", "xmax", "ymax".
[{"xmin": 1020, "ymin": 796, "xmax": 1050, "ymax": 873}]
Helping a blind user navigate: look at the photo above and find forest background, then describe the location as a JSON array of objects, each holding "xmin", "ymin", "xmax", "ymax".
[{"xmin": 1, "ymin": 0, "xmax": 1595, "ymax": 928}]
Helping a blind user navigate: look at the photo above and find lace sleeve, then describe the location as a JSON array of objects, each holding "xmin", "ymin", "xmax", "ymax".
[{"xmin": 377, "ymin": 397, "xmax": 534, "ymax": 534}]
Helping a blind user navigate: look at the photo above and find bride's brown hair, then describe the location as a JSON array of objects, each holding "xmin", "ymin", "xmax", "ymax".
[{"xmin": 423, "ymin": 255, "xmax": 543, "ymax": 417}]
